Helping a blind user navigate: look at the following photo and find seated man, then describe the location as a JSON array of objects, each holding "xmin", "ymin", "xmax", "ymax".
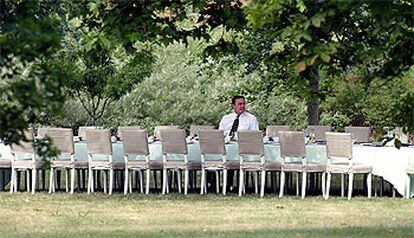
[
  {"xmin": 218, "ymin": 95, "xmax": 259, "ymax": 192},
  {"xmin": 219, "ymin": 95, "xmax": 259, "ymax": 139}
]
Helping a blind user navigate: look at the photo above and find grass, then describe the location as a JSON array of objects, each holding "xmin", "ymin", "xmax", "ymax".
[{"xmin": 0, "ymin": 192, "xmax": 413, "ymax": 237}]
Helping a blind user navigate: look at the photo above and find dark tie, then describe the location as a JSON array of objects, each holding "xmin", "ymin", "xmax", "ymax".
[{"xmin": 229, "ymin": 115, "xmax": 240, "ymax": 137}]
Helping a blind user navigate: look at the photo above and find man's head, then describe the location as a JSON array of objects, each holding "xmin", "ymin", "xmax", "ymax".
[{"xmin": 231, "ymin": 95, "xmax": 246, "ymax": 115}]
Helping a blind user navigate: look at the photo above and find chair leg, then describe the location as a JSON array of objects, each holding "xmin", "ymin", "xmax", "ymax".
[
  {"xmin": 200, "ymin": 168, "xmax": 205, "ymax": 195},
  {"xmin": 65, "ymin": 169, "xmax": 69, "ymax": 193},
  {"xmin": 254, "ymin": 171, "xmax": 258, "ymax": 194},
  {"xmin": 49, "ymin": 168, "xmax": 54, "ymax": 194},
  {"xmin": 146, "ymin": 169, "xmax": 150, "ymax": 195},
  {"xmin": 295, "ymin": 172, "xmax": 299, "ymax": 196},
  {"xmin": 321, "ymin": 172, "xmax": 326, "ymax": 197},
  {"xmin": 223, "ymin": 169, "xmax": 227, "ymax": 196},
  {"xmin": 10, "ymin": 169, "xmax": 15, "ymax": 193},
  {"xmin": 129, "ymin": 171, "xmax": 133, "ymax": 193},
  {"xmin": 260, "ymin": 170, "xmax": 266, "ymax": 197},
  {"xmin": 124, "ymin": 168, "xmax": 129, "ymax": 195},
  {"xmin": 215, "ymin": 171, "xmax": 220, "ymax": 194},
  {"xmin": 70, "ymin": 168, "xmax": 75, "ymax": 194},
  {"xmin": 109, "ymin": 169, "xmax": 114, "ymax": 195},
  {"xmin": 103, "ymin": 171, "xmax": 107, "ymax": 194},
  {"xmin": 367, "ymin": 173, "xmax": 372, "ymax": 198},
  {"xmin": 31, "ymin": 169, "xmax": 37, "ymax": 194},
  {"xmin": 162, "ymin": 169, "xmax": 167, "ymax": 195},
  {"xmin": 26, "ymin": 171, "xmax": 30, "ymax": 192},
  {"xmin": 138, "ymin": 170, "xmax": 143, "ymax": 193},
  {"xmin": 341, "ymin": 174, "xmax": 345, "ymax": 197},
  {"xmin": 184, "ymin": 169, "xmax": 189, "ymax": 195},
  {"xmin": 348, "ymin": 172, "xmax": 354, "ymax": 200},
  {"xmin": 279, "ymin": 170, "xmax": 285, "ymax": 198},
  {"xmin": 238, "ymin": 169, "xmax": 244, "ymax": 197},
  {"xmin": 325, "ymin": 172, "xmax": 331, "ymax": 199},
  {"xmin": 406, "ymin": 175, "xmax": 411, "ymax": 199},
  {"xmin": 301, "ymin": 171, "xmax": 307, "ymax": 199}
]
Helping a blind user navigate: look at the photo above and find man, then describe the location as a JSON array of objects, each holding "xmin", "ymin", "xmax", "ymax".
[
  {"xmin": 218, "ymin": 95, "xmax": 259, "ymax": 192},
  {"xmin": 219, "ymin": 95, "xmax": 259, "ymax": 139}
]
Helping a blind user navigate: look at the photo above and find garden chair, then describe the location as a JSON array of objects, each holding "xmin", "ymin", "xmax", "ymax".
[
  {"xmin": 307, "ymin": 125, "xmax": 332, "ymax": 142},
  {"xmin": 189, "ymin": 125, "xmax": 215, "ymax": 137},
  {"xmin": 119, "ymin": 127, "xmax": 150, "ymax": 195},
  {"xmin": 10, "ymin": 129, "xmax": 44, "ymax": 194},
  {"xmin": 325, "ymin": 132, "xmax": 372, "ymax": 200},
  {"xmin": 265, "ymin": 125, "xmax": 290, "ymax": 140},
  {"xmin": 199, "ymin": 129, "xmax": 227, "ymax": 195},
  {"xmin": 154, "ymin": 125, "xmax": 179, "ymax": 141},
  {"xmin": 279, "ymin": 131, "xmax": 325, "ymax": 198},
  {"xmin": 344, "ymin": 126, "xmax": 371, "ymax": 143},
  {"xmin": 44, "ymin": 128, "xmax": 76, "ymax": 194},
  {"xmin": 237, "ymin": 130, "xmax": 265, "ymax": 197},
  {"xmin": 161, "ymin": 129, "xmax": 196, "ymax": 195},
  {"xmin": 86, "ymin": 128, "xmax": 124, "ymax": 195}
]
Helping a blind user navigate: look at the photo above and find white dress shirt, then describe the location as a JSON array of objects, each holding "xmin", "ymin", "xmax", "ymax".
[{"xmin": 219, "ymin": 111, "xmax": 259, "ymax": 137}]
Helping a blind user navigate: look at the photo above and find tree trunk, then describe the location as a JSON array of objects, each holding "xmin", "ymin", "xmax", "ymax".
[{"xmin": 307, "ymin": 67, "xmax": 319, "ymax": 125}]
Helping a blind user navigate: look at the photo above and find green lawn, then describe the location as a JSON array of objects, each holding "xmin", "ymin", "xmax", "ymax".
[{"xmin": 0, "ymin": 192, "xmax": 413, "ymax": 237}]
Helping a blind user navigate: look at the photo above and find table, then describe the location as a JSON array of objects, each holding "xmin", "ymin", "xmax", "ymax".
[{"xmin": 1, "ymin": 142, "xmax": 413, "ymax": 197}]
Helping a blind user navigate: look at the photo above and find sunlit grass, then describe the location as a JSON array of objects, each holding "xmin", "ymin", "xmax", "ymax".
[{"xmin": 0, "ymin": 192, "xmax": 413, "ymax": 237}]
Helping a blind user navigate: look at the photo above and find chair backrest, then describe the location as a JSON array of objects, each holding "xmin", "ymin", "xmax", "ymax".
[
  {"xmin": 154, "ymin": 125, "xmax": 179, "ymax": 140},
  {"xmin": 266, "ymin": 125, "xmax": 290, "ymax": 138},
  {"xmin": 43, "ymin": 128, "xmax": 74, "ymax": 154},
  {"xmin": 37, "ymin": 127, "xmax": 49, "ymax": 139},
  {"xmin": 11, "ymin": 129, "xmax": 35, "ymax": 154},
  {"xmin": 238, "ymin": 130, "xmax": 264, "ymax": 156},
  {"xmin": 325, "ymin": 132, "xmax": 352, "ymax": 159},
  {"xmin": 117, "ymin": 126, "xmax": 142, "ymax": 140},
  {"xmin": 85, "ymin": 129, "xmax": 112, "ymax": 155},
  {"xmin": 78, "ymin": 126, "xmax": 97, "ymax": 140},
  {"xmin": 279, "ymin": 131, "xmax": 306, "ymax": 158},
  {"xmin": 344, "ymin": 126, "xmax": 370, "ymax": 143},
  {"xmin": 307, "ymin": 125, "xmax": 332, "ymax": 141},
  {"xmin": 161, "ymin": 129, "xmax": 187, "ymax": 155},
  {"xmin": 189, "ymin": 125, "xmax": 215, "ymax": 137},
  {"xmin": 199, "ymin": 129, "xmax": 226, "ymax": 155},
  {"xmin": 118, "ymin": 127, "xmax": 149, "ymax": 156}
]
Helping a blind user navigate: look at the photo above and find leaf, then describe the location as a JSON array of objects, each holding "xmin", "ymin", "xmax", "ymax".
[
  {"xmin": 295, "ymin": 61, "xmax": 307, "ymax": 73},
  {"xmin": 320, "ymin": 53, "xmax": 331, "ymax": 63},
  {"xmin": 98, "ymin": 34, "xmax": 110, "ymax": 50}
]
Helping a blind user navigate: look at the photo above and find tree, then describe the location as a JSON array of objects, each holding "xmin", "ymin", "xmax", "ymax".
[
  {"xmin": 0, "ymin": 1, "xmax": 64, "ymax": 144},
  {"xmin": 244, "ymin": 0, "xmax": 413, "ymax": 125}
]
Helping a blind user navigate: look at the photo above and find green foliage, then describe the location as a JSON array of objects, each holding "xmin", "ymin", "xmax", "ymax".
[
  {"xmin": 321, "ymin": 68, "xmax": 414, "ymax": 133},
  {"xmin": 0, "ymin": 1, "xmax": 64, "ymax": 145},
  {"xmin": 100, "ymin": 38, "xmax": 307, "ymax": 133}
]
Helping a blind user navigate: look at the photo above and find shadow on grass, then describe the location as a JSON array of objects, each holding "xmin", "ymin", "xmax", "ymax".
[{"xmin": 17, "ymin": 226, "xmax": 414, "ymax": 238}]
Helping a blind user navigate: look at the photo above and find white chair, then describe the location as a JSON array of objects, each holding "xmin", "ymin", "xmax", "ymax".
[
  {"xmin": 161, "ymin": 129, "xmax": 190, "ymax": 195},
  {"xmin": 10, "ymin": 129, "xmax": 44, "ymax": 194},
  {"xmin": 344, "ymin": 126, "xmax": 371, "ymax": 143},
  {"xmin": 199, "ymin": 129, "xmax": 227, "ymax": 195},
  {"xmin": 325, "ymin": 132, "xmax": 372, "ymax": 200},
  {"xmin": 307, "ymin": 125, "xmax": 332, "ymax": 142},
  {"xmin": 154, "ymin": 125, "xmax": 179, "ymax": 141},
  {"xmin": 189, "ymin": 125, "xmax": 215, "ymax": 137},
  {"xmin": 86, "ymin": 129, "xmax": 124, "ymax": 195},
  {"xmin": 46, "ymin": 128, "xmax": 76, "ymax": 194},
  {"xmin": 119, "ymin": 127, "xmax": 150, "ymax": 195},
  {"xmin": 237, "ymin": 130, "xmax": 265, "ymax": 197},
  {"xmin": 265, "ymin": 125, "xmax": 290, "ymax": 140},
  {"xmin": 279, "ymin": 131, "xmax": 325, "ymax": 199}
]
